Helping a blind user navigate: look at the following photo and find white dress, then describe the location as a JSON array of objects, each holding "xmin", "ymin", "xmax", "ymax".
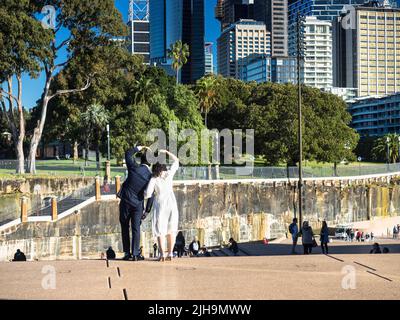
[{"xmin": 144, "ymin": 159, "xmax": 179, "ymax": 237}]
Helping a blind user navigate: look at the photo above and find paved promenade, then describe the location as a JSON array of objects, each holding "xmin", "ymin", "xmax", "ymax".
[{"xmin": 0, "ymin": 240, "xmax": 399, "ymax": 300}]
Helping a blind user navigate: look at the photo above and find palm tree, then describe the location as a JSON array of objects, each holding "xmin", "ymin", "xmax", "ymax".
[
  {"xmin": 372, "ymin": 133, "xmax": 400, "ymax": 163},
  {"xmin": 196, "ymin": 75, "xmax": 218, "ymax": 128},
  {"xmin": 81, "ymin": 103, "xmax": 109, "ymax": 168},
  {"xmin": 168, "ymin": 40, "xmax": 190, "ymax": 84}
]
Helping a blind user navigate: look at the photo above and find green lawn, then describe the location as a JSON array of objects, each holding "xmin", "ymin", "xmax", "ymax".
[{"xmin": 0, "ymin": 158, "xmax": 394, "ymax": 180}]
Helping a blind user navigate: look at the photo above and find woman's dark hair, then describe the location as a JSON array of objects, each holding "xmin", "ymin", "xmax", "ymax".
[
  {"xmin": 177, "ymin": 231, "xmax": 185, "ymax": 240},
  {"xmin": 322, "ymin": 221, "xmax": 327, "ymax": 229},
  {"xmin": 152, "ymin": 162, "xmax": 167, "ymax": 177}
]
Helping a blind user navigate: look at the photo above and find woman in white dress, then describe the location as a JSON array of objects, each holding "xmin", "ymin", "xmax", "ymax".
[{"xmin": 144, "ymin": 149, "xmax": 179, "ymax": 261}]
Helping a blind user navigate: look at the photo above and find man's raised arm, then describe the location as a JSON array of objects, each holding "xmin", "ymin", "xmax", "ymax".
[{"xmin": 125, "ymin": 145, "xmax": 144, "ymax": 169}]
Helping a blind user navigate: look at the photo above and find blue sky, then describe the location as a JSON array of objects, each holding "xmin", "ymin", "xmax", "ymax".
[{"xmin": 18, "ymin": 0, "xmax": 220, "ymax": 110}]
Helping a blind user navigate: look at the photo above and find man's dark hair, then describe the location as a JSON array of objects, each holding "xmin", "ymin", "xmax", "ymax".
[
  {"xmin": 293, "ymin": 218, "xmax": 298, "ymax": 223},
  {"xmin": 139, "ymin": 150, "xmax": 150, "ymax": 166}
]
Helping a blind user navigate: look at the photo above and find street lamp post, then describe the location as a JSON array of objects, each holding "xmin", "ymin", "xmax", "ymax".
[
  {"xmin": 106, "ymin": 124, "xmax": 110, "ymax": 161},
  {"xmin": 296, "ymin": 13, "xmax": 305, "ymax": 228},
  {"xmin": 398, "ymin": 136, "xmax": 400, "ymax": 165},
  {"xmin": 386, "ymin": 136, "xmax": 390, "ymax": 171}
]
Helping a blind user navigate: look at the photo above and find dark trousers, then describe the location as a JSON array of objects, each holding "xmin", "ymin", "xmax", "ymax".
[
  {"xmin": 321, "ymin": 243, "xmax": 328, "ymax": 254},
  {"xmin": 176, "ymin": 245, "xmax": 185, "ymax": 257},
  {"xmin": 303, "ymin": 244, "xmax": 312, "ymax": 254},
  {"xmin": 119, "ymin": 200, "xmax": 142, "ymax": 257}
]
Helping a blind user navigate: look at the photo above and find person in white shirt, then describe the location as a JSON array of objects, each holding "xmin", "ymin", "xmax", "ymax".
[{"xmin": 144, "ymin": 149, "xmax": 179, "ymax": 261}]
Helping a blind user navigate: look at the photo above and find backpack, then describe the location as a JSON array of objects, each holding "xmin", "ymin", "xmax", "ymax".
[{"xmin": 289, "ymin": 223, "xmax": 294, "ymax": 234}]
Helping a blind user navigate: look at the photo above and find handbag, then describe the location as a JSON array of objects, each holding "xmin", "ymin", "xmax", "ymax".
[{"xmin": 312, "ymin": 238, "xmax": 318, "ymax": 247}]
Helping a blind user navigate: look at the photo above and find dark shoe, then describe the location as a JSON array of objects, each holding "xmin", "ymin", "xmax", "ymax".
[
  {"xmin": 122, "ymin": 253, "xmax": 132, "ymax": 261},
  {"xmin": 132, "ymin": 255, "xmax": 144, "ymax": 261}
]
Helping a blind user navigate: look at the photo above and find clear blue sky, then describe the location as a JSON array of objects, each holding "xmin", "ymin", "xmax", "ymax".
[{"xmin": 20, "ymin": 0, "xmax": 220, "ymax": 110}]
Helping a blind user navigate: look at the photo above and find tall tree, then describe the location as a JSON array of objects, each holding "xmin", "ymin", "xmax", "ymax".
[
  {"xmin": 0, "ymin": 0, "xmax": 52, "ymax": 173},
  {"xmin": 372, "ymin": 133, "xmax": 400, "ymax": 163},
  {"xmin": 23, "ymin": 0, "xmax": 127, "ymax": 173},
  {"xmin": 168, "ymin": 40, "xmax": 190, "ymax": 84},
  {"xmin": 80, "ymin": 103, "xmax": 109, "ymax": 168},
  {"xmin": 195, "ymin": 75, "xmax": 218, "ymax": 128}
]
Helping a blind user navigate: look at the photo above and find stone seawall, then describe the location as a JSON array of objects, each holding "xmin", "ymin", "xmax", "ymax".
[{"xmin": 1, "ymin": 175, "xmax": 400, "ymax": 261}]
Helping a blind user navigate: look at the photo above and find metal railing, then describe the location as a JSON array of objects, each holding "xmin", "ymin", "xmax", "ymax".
[{"xmin": 1, "ymin": 159, "xmax": 400, "ymax": 180}]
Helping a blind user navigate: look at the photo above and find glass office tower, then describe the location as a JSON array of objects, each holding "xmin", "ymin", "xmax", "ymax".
[{"xmin": 149, "ymin": 0, "xmax": 205, "ymax": 83}]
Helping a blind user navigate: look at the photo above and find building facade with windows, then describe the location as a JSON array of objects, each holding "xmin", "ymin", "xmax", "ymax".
[
  {"xmin": 348, "ymin": 93, "xmax": 400, "ymax": 137},
  {"xmin": 240, "ymin": 54, "xmax": 297, "ymax": 83},
  {"xmin": 217, "ymin": 19, "xmax": 271, "ymax": 78},
  {"xmin": 254, "ymin": 0, "xmax": 289, "ymax": 56},
  {"xmin": 288, "ymin": 0, "xmax": 366, "ymax": 25},
  {"xmin": 215, "ymin": 0, "xmax": 255, "ymax": 31},
  {"xmin": 128, "ymin": 0, "xmax": 150, "ymax": 64},
  {"xmin": 288, "ymin": 16, "xmax": 333, "ymax": 89},
  {"xmin": 149, "ymin": 0, "xmax": 205, "ymax": 83},
  {"xmin": 333, "ymin": 2, "xmax": 400, "ymax": 97},
  {"xmin": 205, "ymin": 42, "xmax": 214, "ymax": 74}
]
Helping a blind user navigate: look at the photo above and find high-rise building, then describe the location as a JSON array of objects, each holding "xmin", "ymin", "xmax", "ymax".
[
  {"xmin": 288, "ymin": 0, "xmax": 366, "ymax": 26},
  {"xmin": 215, "ymin": 0, "xmax": 255, "ymax": 31},
  {"xmin": 240, "ymin": 54, "xmax": 297, "ymax": 83},
  {"xmin": 128, "ymin": 0, "xmax": 150, "ymax": 64},
  {"xmin": 205, "ymin": 42, "xmax": 214, "ymax": 74},
  {"xmin": 254, "ymin": 0, "xmax": 289, "ymax": 56},
  {"xmin": 333, "ymin": 1, "xmax": 400, "ymax": 97},
  {"xmin": 289, "ymin": 16, "xmax": 333, "ymax": 89},
  {"xmin": 348, "ymin": 93, "xmax": 400, "ymax": 136},
  {"xmin": 217, "ymin": 19, "xmax": 271, "ymax": 78},
  {"xmin": 149, "ymin": 0, "xmax": 205, "ymax": 84}
]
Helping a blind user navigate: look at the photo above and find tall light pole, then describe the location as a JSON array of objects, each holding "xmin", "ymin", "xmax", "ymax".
[
  {"xmin": 386, "ymin": 136, "xmax": 390, "ymax": 171},
  {"xmin": 398, "ymin": 135, "xmax": 400, "ymax": 165},
  {"xmin": 296, "ymin": 13, "xmax": 305, "ymax": 228},
  {"xmin": 106, "ymin": 124, "xmax": 110, "ymax": 161}
]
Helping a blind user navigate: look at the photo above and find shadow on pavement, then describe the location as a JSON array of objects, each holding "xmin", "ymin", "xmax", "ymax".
[{"xmin": 216, "ymin": 240, "xmax": 400, "ymax": 256}]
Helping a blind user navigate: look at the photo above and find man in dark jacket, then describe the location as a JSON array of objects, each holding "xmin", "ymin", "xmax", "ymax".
[{"xmin": 117, "ymin": 145, "xmax": 154, "ymax": 261}]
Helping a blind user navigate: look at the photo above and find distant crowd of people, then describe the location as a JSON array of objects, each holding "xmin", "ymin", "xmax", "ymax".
[{"xmin": 345, "ymin": 229, "xmax": 374, "ymax": 242}]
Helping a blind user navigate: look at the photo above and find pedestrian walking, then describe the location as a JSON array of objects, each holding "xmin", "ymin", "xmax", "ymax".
[
  {"xmin": 301, "ymin": 221, "xmax": 314, "ymax": 255},
  {"xmin": 288, "ymin": 218, "xmax": 299, "ymax": 254},
  {"xmin": 320, "ymin": 221, "xmax": 329, "ymax": 254}
]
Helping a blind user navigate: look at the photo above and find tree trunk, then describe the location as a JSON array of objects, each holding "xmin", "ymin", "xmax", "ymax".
[
  {"xmin": 73, "ymin": 141, "xmax": 78, "ymax": 163},
  {"xmin": 27, "ymin": 72, "xmax": 52, "ymax": 174},
  {"xmin": 96, "ymin": 142, "xmax": 100, "ymax": 170},
  {"xmin": 85, "ymin": 138, "xmax": 89, "ymax": 167},
  {"xmin": 334, "ymin": 162, "xmax": 338, "ymax": 177},
  {"xmin": 16, "ymin": 75, "xmax": 25, "ymax": 174},
  {"xmin": 176, "ymin": 69, "xmax": 179, "ymax": 84},
  {"xmin": 26, "ymin": 70, "xmax": 90, "ymax": 174},
  {"xmin": 15, "ymin": 138, "xmax": 25, "ymax": 174},
  {"xmin": 205, "ymin": 111, "xmax": 208, "ymax": 128},
  {"xmin": 27, "ymin": 127, "xmax": 41, "ymax": 174}
]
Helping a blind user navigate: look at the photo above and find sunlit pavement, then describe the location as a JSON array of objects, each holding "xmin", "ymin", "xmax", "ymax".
[{"xmin": 1, "ymin": 240, "xmax": 399, "ymax": 300}]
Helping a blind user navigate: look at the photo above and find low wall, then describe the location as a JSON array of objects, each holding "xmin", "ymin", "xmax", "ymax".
[{"xmin": 1, "ymin": 174, "xmax": 400, "ymax": 261}]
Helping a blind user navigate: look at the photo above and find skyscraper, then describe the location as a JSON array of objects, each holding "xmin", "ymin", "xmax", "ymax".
[
  {"xmin": 333, "ymin": 1, "xmax": 400, "ymax": 96},
  {"xmin": 217, "ymin": 19, "xmax": 271, "ymax": 78},
  {"xmin": 149, "ymin": 0, "xmax": 205, "ymax": 84},
  {"xmin": 205, "ymin": 42, "xmax": 214, "ymax": 74},
  {"xmin": 215, "ymin": 0, "xmax": 255, "ymax": 31},
  {"xmin": 254, "ymin": 0, "xmax": 289, "ymax": 56},
  {"xmin": 288, "ymin": 0, "xmax": 366, "ymax": 25},
  {"xmin": 289, "ymin": 16, "xmax": 333, "ymax": 89},
  {"xmin": 128, "ymin": 0, "xmax": 150, "ymax": 64}
]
